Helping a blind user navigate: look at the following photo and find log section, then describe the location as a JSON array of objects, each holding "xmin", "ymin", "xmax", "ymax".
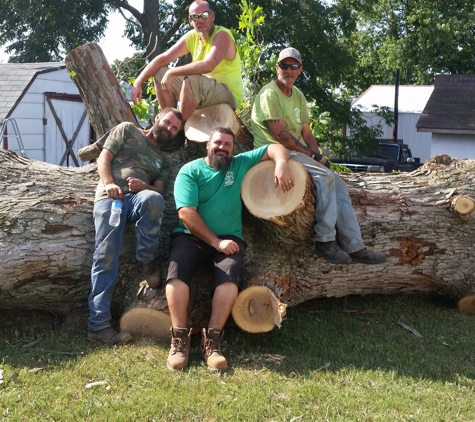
[{"xmin": 1, "ymin": 150, "xmax": 474, "ymax": 319}]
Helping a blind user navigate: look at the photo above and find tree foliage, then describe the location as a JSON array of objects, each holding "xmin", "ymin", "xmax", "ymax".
[
  {"xmin": 0, "ymin": 0, "xmax": 109, "ymax": 62},
  {"xmin": 3, "ymin": 0, "xmax": 475, "ymax": 156},
  {"xmin": 340, "ymin": 0, "xmax": 475, "ymax": 91}
]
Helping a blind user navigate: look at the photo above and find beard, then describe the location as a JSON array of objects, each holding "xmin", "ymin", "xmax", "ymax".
[
  {"xmin": 152, "ymin": 124, "xmax": 172, "ymax": 144},
  {"xmin": 209, "ymin": 151, "xmax": 232, "ymax": 171}
]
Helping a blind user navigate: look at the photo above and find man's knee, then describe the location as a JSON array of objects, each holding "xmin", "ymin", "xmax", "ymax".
[
  {"xmin": 166, "ymin": 278, "xmax": 190, "ymax": 296},
  {"xmin": 142, "ymin": 191, "xmax": 165, "ymax": 210}
]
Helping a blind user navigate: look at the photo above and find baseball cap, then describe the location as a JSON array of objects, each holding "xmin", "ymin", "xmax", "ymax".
[{"xmin": 278, "ymin": 47, "xmax": 302, "ymax": 64}]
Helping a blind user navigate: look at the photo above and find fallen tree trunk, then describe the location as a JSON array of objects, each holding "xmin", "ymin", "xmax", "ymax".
[
  {"xmin": 4, "ymin": 42, "xmax": 474, "ymax": 328},
  {"xmin": 1, "ymin": 149, "xmax": 474, "ymax": 320}
]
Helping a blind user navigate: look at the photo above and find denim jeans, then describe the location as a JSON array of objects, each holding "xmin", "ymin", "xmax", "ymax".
[
  {"xmin": 88, "ymin": 191, "xmax": 165, "ymax": 331},
  {"xmin": 290, "ymin": 152, "xmax": 365, "ymax": 253}
]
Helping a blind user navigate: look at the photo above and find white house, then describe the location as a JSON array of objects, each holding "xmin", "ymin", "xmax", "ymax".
[
  {"xmin": 416, "ymin": 74, "xmax": 475, "ymax": 159},
  {"xmin": 0, "ymin": 63, "xmax": 92, "ymax": 167},
  {"xmin": 350, "ymin": 85, "xmax": 434, "ymax": 162}
]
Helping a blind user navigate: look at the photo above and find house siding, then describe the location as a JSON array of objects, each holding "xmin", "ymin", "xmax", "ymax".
[{"xmin": 3, "ymin": 67, "xmax": 91, "ymax": 166}]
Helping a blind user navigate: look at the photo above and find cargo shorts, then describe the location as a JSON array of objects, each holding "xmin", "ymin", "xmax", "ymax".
[{"xmin": 154, "ymin": 66, "xmax": 236, "ymax": 110}]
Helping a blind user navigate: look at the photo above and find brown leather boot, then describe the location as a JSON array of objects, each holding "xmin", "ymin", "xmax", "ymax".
[
  {"xmin": 200, "ymin": 328, "xmax": 228, "ymax": 372},
  {"xmin": 167, "ymin": 327, "xmax": 191, "ymax": 371}
]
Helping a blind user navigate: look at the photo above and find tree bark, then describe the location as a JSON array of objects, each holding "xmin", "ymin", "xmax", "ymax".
[
  {"xmin": 65, "ymin": 42, "xmax": 138, "ymax": 136},
  {"xmin": 3, "ymin": 42, "xmax": 473, "ymax": 325},
  {"xmin": 1, "ymin": 149, "xmax": 474, "ymax": 319}
]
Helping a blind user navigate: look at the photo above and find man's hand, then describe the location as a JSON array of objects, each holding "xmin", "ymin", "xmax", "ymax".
[
  {"xmin": 160, "ymin": 69, "xmax": 174, "ymax": 94},
  {"xmin": 274, "ymin": 159, "xmax": 294, "ymax": 193},
  {"xmin": 216, "ymin": 239, "xmax": 240, "ymax": 255},
  {"xmin": 130, "ymin": 85, "xmax": 142, "ymax": 105},
  {"xmin": 105, "ymin": 183, "xmax": 123, "ymax": 199},
  {"xmin": 127, "ymin": 177, "xmax": 146, "ymax": 192}
]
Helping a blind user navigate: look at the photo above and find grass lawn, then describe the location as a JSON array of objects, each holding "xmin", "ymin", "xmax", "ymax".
[{"xmin": 1, "ymin": 294, "xmax": 474, "ymax": 421}]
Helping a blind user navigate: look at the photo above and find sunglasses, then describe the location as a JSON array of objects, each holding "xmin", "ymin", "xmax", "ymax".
[
  {"xmin": 278, "ymin": 62, "xmax": 302, "ymax": 70},
  {"xmin": 189, "ymin": 10, "xmax": 212, "ymax": 21}
]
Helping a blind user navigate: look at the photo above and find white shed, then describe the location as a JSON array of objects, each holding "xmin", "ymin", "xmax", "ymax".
[
  {"xmin": 0, "ymin": 63, "xmax": 93, "ymax": 166},
  {"xmin": 350, "ymin": 85, "xmax": 434, "ymax": 162}
]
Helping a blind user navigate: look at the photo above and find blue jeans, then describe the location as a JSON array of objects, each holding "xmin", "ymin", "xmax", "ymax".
[
  {"xmin": 291, "ymin": 152, "xmax": 365, "ymax": 254},
  {"xmin": 88, "ymin": 191, "xmax": 165, "ymax": 331}
]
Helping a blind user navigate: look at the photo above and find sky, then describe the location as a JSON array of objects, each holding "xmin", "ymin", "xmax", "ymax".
[{"xmin": 0, "ymin": 1, "xmax": 142, "ymax": 64}]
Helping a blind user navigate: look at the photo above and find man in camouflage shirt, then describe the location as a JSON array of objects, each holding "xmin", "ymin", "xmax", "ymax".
[{"xmin": 87, "ymin": 107, "xmax": 183, "ymax": 345}]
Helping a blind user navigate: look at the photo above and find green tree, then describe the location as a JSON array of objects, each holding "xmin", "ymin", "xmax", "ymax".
[
  {"xmin": 339, "ymin": 0, "xmax": 475, "ymax": 91},
  {"xmin": 0, "ymin": 0, "xmax": 196, "ymax": 62},
  {"xmin": 0, "ymin": 0, "xmax": 109, "ymax": 62}
]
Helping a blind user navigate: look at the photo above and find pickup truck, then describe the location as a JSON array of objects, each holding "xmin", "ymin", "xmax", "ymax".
[{"xmin": 330, "ymin": 141, "xmax": 422, "ymax": 173}]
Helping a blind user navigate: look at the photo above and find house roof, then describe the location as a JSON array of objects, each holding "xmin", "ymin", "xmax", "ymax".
[
  {"xmin": 352, "ymin": 85, "xmax": 434, "ymax": 114},
  {"xmin": 416, "ymin": 74, "xmax": 475, "ymax": 134},
  {"xmin": 0, "ymin": 62, "xmax": 65, "ymax": 124}
]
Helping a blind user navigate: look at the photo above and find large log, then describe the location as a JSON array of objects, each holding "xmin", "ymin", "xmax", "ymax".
[
  {"xmin": 3, "ymin": 42, "xmax": 474, "ymax": 328},
  {"xmin": 65, "ymin": 42, "xmax": 138, "ymax": 136},
  {"xmin": 1, "ymin": 149, "xmax": 475, "ymax": 318}
]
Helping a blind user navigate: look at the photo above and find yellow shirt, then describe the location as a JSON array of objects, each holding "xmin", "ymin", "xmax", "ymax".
[{"xmin": 185, "ymin": 26, "xmax": 244, "ymax": 105}]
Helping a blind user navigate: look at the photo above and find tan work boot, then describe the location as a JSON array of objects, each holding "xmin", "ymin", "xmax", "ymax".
[
  {"xmin": 167, "ymin": 327, "xmax": 191, "ymax": 371},
  {"xmin": 200, "ymin": 328, "xmax": 228, "ymax": 372}
]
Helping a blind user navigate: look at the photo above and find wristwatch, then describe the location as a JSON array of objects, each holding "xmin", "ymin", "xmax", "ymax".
[{"xmin": 310, "ymin": 151, "xmax": 323, "ymax": 162}]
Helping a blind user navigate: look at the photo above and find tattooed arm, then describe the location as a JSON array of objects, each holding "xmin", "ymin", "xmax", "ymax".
[{"xmin": 265, "ymin": 119, "xmax": 330, "ymax": 167}]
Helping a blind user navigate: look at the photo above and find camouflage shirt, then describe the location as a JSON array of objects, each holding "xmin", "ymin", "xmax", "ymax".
[{"xmin": 94, "ymin": 122, "xmax": 170, "ymax": 202}]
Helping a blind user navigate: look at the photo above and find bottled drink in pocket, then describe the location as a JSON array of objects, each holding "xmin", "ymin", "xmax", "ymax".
[{"xmin": 109, "ymin": 199, "xmax": 123, "ymax": 227}]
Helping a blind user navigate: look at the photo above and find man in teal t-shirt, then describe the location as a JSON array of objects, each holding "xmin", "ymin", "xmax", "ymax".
[{"xmin": 165, "ymin": 127, "xmax": 294, "ymax": 373}]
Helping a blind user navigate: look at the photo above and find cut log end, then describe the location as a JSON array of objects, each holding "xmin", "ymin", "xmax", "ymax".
[
  {"xmin": 184, "ymin": 103, "xmax": 241, "ymax": 143},
  {"xmin": 451, "ymin": 195, "xmax": 475, "ymax": 215},
  {"xmin": 457, "ymin": 295, "xmax": 475, "ymax": 314},
  {"xmin": 232, "ymin": 286, "xmax": 288, "ymax": 333},
  {"xmin": 119, "ymin": 308, "xmax": 171, "ymax": 338},
  {"xmin": 241, "ymin": 159, "xmax": 308, "ymax": 220}
]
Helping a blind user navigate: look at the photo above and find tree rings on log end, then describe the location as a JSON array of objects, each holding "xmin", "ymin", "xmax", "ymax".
[
  {"xmin": 120, "ymin": 308, "xmax": 171, "ymax": 338},
  {"xmin": 185, "ymin": 104, "xmax": 240, "ymax": 143},
  {"xmin": 457, "ymin": 295, "xmax": 475, "ymax": 314},
  {"xmin": 241, "ymin": 159, "xmax": 307, "ymax": 220},
  {"xmin": 232, "ymin": 286, "xmax": 287, "ymax": 333},
  {"xmin": 451, "ymin": 195, "xmax": 475, "ymax": 215}
]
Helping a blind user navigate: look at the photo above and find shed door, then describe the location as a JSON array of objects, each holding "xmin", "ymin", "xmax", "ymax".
[{"xmin": 44, "ymin": 94, "xmax": 92, "ymax": 167}]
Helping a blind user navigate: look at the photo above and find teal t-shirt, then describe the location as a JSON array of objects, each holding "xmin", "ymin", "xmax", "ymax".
[{"xmin": 173, "ymin": 146, "xmax": 268, "ymax": 240}]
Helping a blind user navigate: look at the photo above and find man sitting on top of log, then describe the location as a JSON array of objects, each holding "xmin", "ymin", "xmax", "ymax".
[
  {"xmin": 251, "ymin": 47, "xmax": 387, "ymax": 265},
  {"xmin": 165, "ymin": 127, "xmax": 293, "ymax": 372},
  {"xmin": 130, "ymin": 0, "xmax": 243, "ymax": 123},
  {"xmin": 87, "ymin": 108, "xmax": 184, "ymax": 345}
]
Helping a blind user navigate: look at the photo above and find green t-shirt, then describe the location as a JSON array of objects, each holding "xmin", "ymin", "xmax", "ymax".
[
  {"xmin": 173, "ymin": 146, "xmax": 268, "ymax": 240},
  {"xmin": 94, "ymin": 122, "xmax": 170, "ymax": 202},
  {"xmin": 251, "ymin": 80, "xmax": 310, "ymax": 148},
  {"xmin": 185, "ymin": 26, "xmax": 244, "ymax": 105}
]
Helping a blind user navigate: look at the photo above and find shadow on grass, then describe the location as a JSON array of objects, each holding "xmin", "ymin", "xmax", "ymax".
[
  {"xmin": 224, "ymin": 294, "xmax": 475, "ymax": 383},
  {"xmin": 1, "ymin": 294, "xmax": 474, "ymax": 384}
]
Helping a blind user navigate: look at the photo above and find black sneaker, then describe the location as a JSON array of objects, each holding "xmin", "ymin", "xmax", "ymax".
[
  {"xmin": 314, "ymin": 241, "xmax": 352, "ymax": 264},
  {"xmin": 349, "ymin": 248, "xmax": 387, "ymax": 264},
  {"xmin": 87, "ymin": 327, "xmax": 131, "ymax": 345},
  {"xmin": 142, "ymin": 260, "xmax": 161, "ymax": 288}
]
